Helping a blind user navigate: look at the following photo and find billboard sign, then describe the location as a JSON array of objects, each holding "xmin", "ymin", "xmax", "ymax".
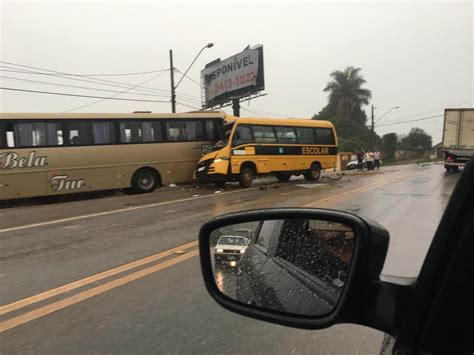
[{"xmin": 201, "ymin": 45, "xmax": 264, "ymax": 108}]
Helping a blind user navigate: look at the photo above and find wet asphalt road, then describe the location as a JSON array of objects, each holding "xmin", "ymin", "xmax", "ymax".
[{"xmin": 0, "ymin": 163, "xmax": 461, "ymax": 354}]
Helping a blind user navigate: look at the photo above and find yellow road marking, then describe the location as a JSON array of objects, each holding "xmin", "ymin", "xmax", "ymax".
[
  {"xmin": 0, "ymin": 188, "xmax": 259, "ymax": 234},
  {"xmin": 0, "ymin": 170, "xmax": 418, "ymax": 332},
  {"xmin": 0, "ymin": 250, "xmax": 199, "ymax": 333},
  {"xmin": 0, "ymin": 240, "xmax": 198, "ymax": 316}
]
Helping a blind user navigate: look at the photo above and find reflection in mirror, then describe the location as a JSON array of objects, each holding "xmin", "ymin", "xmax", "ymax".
[{"xmin": 209, "ymin": 219, "xmax": 355, "ymax": 317}]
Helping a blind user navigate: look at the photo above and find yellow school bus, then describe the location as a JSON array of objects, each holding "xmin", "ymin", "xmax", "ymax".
[
  {"xmin": 0, "ymin": 112, "xmax": 227, "ymax": 200},
  {"xmin": 195, "ymin": 117, "xmax": 338, "ymax": 187}
]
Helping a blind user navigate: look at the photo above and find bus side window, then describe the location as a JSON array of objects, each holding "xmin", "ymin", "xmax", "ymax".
[
  {"xmin": 142, "ymin": 121, "xmax": 163, "ymax": 142},
  {"xmin": 67, "ymin": 121, "xmax": 94, "ymax": 145},
  {"xmin": 166, "ymin": 120, "xmax": 204, "ymax": 141},
  {"xmin": 253, "ymin": 126, "xmax": 277, "ymax": 143},
  {"xmin": 93, "ymin": 122, "xmax": 116, "ymax": 144},
  {"xmin": 205, "ymin": 119, "xmax": 221, "ymax": 141},
  {"xmin": 275, "ymin": 126, "xmax": 297, "ymax": 143},
  {"xmin": 315, "ymin": 128, "xmax": 335, "ymax": 145},
  {"xmin": 5, "ymin": 123, "xmax": 15, "ymax": 147},
  {"xmin": 13, "ymin": 122, "xmax": 63, "ymax": 147},
  {"xmin": 120, "ymin": 121, "xmax": 143, "ymax": 143},
  {"xmin": 0, "ymin": 123, "xmax": 6, "ymax": 148},
  {"xmin": 295, "ymin": 127, "xmax": 315, "ymax": 144},
  {"xmin": 232, "ymin": 125, "xmax": 253, "ymax": 146}
]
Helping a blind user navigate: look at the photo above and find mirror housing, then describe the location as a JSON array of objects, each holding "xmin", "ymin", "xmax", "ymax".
[{"xmin": 199, "ymin": 208, "xmax": 390, "ymax": 330}]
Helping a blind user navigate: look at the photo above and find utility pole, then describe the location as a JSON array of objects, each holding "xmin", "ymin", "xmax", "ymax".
[
  {"xmin": 371, "ymin": 105, "xmax": 375, "ymax": 133},
  {"xmin": 232, "ymin": 98, "xmax": 240, "ymax": 117},
  {"xmin": 169, "ymin": 49, "xmax": 176, "ymax": 113}
]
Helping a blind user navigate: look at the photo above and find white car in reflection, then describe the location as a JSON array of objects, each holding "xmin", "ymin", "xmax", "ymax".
[{"xmin": 214, "ymin": 236, "xmax": 248, "ymax": 265}]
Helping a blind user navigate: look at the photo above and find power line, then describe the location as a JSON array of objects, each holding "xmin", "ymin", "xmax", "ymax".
[
  {"xmin": 175, "ymin": 69, "xmax": 202, "ymax": 87},
  {"xmin": 377, "ymin": 114, "xmax": 443, "ymax": 127},
  {"xmin": 174, "ymin": 68, "xmax": 220, "ymax": 97},
  {"xmin": 63, "ymin": 70, "xmax": 170, "ymax": 112},
  {"xmin": 1, "ymin": 62, "xmax": 203, "ymax": 103},
  {"xmin": 0, "ymin": 75, "xmax": 171, "ymax": 98},
  {"xmin": 379, "ymin": 100, "xmax": 473, "ymax": 125},
  {"xmin": 240, "ymin": 107, "xmax": 265, "ymax": 117},
  {"xmin": 176, "ymin": 95, "xmax": 201, "ymax": 105},
  {"xmin": 0, "ymin": 62, "xmax": 168, "ymax": 77},
  {"xmin": 0, "ymin": 62, "xmax": 174, "ymax": 97},
  {"xmin": 0, "ymin": 87, "xmax": 169, "ymax": 103},
  {"xmin": 175, "ymin": 90, "xmax": 201, "ymax": 100},
  {"xmin": 242, "ymin": 107, "xmax": 295, "ymax": 118},
  {"xmin": 176, "ymin": 101, "xmax": 203, "ymax": 111},
  {"xmin": 175, "ymin": 95, "xmax": 203, "ymax": 106}
]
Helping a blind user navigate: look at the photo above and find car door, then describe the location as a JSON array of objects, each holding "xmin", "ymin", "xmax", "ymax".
[
  {"xmin": 236, "ymin": 220, "xmax": 280, "ymax": 305},
  {"xmin": 392, "ymin": 158, "xmax": 474, "ymax": 353}
]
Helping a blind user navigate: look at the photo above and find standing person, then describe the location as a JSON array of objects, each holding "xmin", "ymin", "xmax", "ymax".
[
  {"xmin": 356, "ymin": 149, "xmax": 364, "ymax": 171},
  {"xmin": 365, "ymin": 150, "xmax": 374, "ymax": 171},
  {"xmin": 373, "ymin": 149, "xmax": 381, "ymax": 170}
]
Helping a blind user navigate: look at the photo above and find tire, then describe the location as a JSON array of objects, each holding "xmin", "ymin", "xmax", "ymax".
[
  {"xmin": 214, "ymin": 181, "xmax": 226, "ymax": 189},
  {"xmin": 132, "ymin": 168, "xmax": 159, "ymax": 193},
  {"xmin": 304, "ymin": 163, "xmax": 321, "ymax": 181},
  {"xmin": 445, "ymin": 165, "xmax": 452, "ymax": 172},
  {"xmin": 239, "ymin": 166, "xmax": 254, "ymax": 188},
  {"xmin": 451, "ymin": 166, "xmax": 459, "ymax": 172},
  {"xmin": 275, "ymin": 172, "xmax": 291, "ymax": 182}
]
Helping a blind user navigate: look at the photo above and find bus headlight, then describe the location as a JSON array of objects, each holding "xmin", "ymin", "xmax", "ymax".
[{"xmin": 213, "ymin": 157, "xmax": 229, "ymax": 163}]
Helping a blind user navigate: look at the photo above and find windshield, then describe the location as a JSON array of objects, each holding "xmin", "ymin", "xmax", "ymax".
[
  {"xmin": 218, "ymin": 236, "xmax": 247, "ymax": 246},
  {"xmin": 213, "ymin": 122, "xmax": 235, "ymax": 149}
]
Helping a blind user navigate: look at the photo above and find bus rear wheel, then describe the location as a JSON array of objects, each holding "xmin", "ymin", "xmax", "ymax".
[
  {"xmin": 132, "ymin": 168, "xmax": 159, "ymax": 193},
  {"xmin": 239, "ymin": 167, "xmax": 254, "ymax": 188},
  {"xmin": 304, "ymin": 163, "xmax": 321, "ymax": 181}
]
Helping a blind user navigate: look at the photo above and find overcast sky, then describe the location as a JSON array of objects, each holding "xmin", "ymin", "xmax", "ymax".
[{"xmin": 1, "ymin": 1, "xmax": 472, "ymax": 143}]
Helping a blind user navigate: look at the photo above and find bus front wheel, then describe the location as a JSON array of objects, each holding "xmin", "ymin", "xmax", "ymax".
[
  {"xmin": 132, "ymin": 168, "xmax": 159, "ymax": 193},
  {"xmin": 304, "ymin": 163, "xmax": 321, "ymax": 181},
  {"xmin": 239, "ymin": 167, "xmax": 254, "ymax": 188}
]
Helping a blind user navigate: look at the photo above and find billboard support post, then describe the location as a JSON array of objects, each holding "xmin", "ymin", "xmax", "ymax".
[{"xmin": 232, "ymin": 98, "xmax": 240, "ymax": 117}]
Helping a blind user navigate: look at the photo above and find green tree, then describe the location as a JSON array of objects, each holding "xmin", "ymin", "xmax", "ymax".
[
  {"xmin": 381, "ymin": 133, "xmax": 398, "ymax": 161},
  {"xmin": 313, "ymin": 66, "xmax": 376, "ymax": 152},
  {"xmin": 399, "ymin": 128, "xmax": 433, "ymax": 151},
  {"xmin": 323, "ymin": 66, "xmax": 372, "ymax": 119}
]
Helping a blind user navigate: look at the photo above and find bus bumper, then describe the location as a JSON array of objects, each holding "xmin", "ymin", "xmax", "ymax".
[
  {"xmin": 195, "ymin": 172, "xmax": 227, "ymax": 184},
  {"xmin": 194, "ymin": 159, "xmax": 229, "ymax": 184}
]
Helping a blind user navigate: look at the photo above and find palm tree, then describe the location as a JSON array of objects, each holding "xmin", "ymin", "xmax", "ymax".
[{"xmin": 324, "ymin": 66, "xmax": 372, "ymax": 119}]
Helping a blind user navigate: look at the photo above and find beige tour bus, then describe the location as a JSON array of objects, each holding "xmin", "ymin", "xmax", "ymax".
[
  {"xmin": 0, "ymin": 112, "xmax": 227, "ymax": 200},
  {"xmin": 195, "ymin": 117, "xmax": 338, "ymax": 187}
]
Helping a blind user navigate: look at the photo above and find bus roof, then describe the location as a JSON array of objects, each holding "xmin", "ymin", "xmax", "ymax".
[
  {"xmin": 231, "ymin": 117, "xmax": 334, "ymax": 128},
  {"xmin": 0, "ymin": 111, "xmax": 228, "ymax": 120}
]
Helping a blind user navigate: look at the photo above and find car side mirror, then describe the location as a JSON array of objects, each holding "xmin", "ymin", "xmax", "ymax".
[{"xmin": 199, "ymin": 208, "xmax": 390, "ymax": 329}]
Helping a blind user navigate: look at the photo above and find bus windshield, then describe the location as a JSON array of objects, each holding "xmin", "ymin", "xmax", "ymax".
[{"xmin": 214, "ymin": 122, "xmax": 235, "ymax": 149}]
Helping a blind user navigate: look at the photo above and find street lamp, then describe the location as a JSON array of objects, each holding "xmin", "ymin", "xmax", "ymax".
[
  {"xmin": 375, "ymin": 106, "xmax": 400, "ymax": 124},
  {"xmin": 169, "ymin": 43, "xmax": 214, "ymax": 113}
]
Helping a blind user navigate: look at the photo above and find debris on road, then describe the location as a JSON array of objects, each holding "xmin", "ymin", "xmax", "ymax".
[{"xmin": 168, "ymin": 183, "xmax": 178, "ymax": 188}]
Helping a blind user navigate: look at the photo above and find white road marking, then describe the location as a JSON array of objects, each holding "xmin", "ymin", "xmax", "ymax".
[
  {"xmin": 0, "ymin": 188, "xmax": 259, "ymax": 234},
  {"xmin": 295, "ymin": 184, "xmax": 328, "ymax": 188}
]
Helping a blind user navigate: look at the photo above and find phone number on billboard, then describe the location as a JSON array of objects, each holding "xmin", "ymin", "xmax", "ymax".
[{"xmin": 211, "ymin": 71, "xmax": 257, "ymax": 96}]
